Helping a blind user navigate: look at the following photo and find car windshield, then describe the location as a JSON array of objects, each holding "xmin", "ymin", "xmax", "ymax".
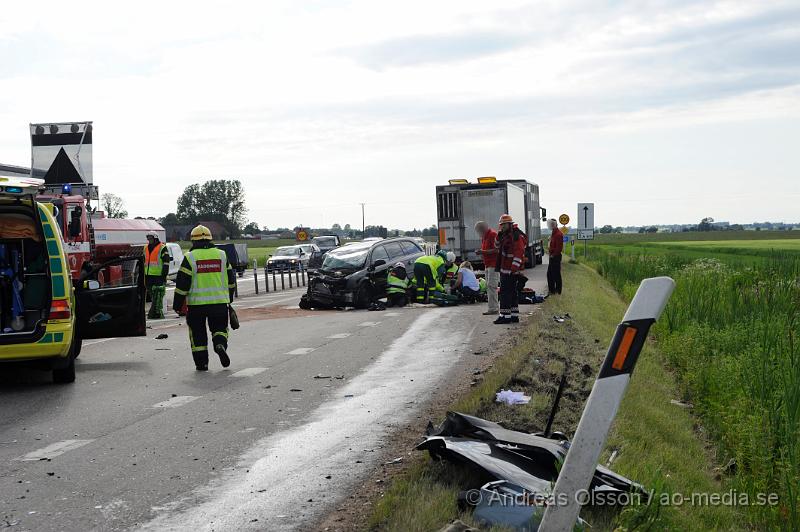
[
  {"xmin": 274, "ymin": 246, "xmax": 300, "ymax": 256},
  {"xmin": 313, "ymin": 237, "xmax": 337, "ymax": 247},
  {"xmin": 322, "ymin": 245, "xmax": 370, "ymax": 271}
]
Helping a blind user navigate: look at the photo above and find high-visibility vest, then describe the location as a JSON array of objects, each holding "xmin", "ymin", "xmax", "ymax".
[
  {"xmin": 414, "ymin": 255, "xmax": 445, "ymax": 289},
  {"xmin": 479, "ymin": 277, "xmax": 487, "ymax": 294},
  {"xmin": 185, "ymin": 248, "xmax": 230, "ymax": 306},
  {"xmin": 387, "ymin": 274, "xmax": 409, "ymax": 294},
  {"xmin": 144, "ymin": 243, "xmax": 165, "ymax": 276},
  {"xmin": 445, "ymin": 264, "xmax": 459, "ymax": 282}
]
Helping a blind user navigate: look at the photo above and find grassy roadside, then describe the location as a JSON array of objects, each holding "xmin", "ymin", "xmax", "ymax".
[{"xmin": 368, "ymin": 262, "xmax": 744, "ymax": 531}]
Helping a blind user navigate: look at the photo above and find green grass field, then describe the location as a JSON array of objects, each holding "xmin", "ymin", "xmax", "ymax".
[
  {"xmin": 649, "ymin": 239, "xmax": 800, "ymax": 250},
  {"xmin": 584, "ymin": 234, "xmax": 800, "ymax": 529},
  {"xmin": 593, "ymin": 230, "xmax": 800, "ymax": 244}
]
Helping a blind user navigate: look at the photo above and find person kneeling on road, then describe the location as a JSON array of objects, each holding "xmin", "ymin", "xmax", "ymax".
[
  {"xmin": 453, "ymin": 261, "xmax": 481, "ymax": 303},
  {"xmin": 386, "ymin": 262, "xmax": 410, "ymax": 307},
  {"xmin": 413, "ymin": 250, "xmax": 448, "ymax": 303},
  {"xmin": 172, "ymin": 225, "xmax": 237, "ymax": 371}
]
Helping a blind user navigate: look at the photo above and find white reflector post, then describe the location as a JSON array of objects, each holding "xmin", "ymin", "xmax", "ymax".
[{"xmin": 540, "ymin": 276, "xmax": 675, "ymax": 531}]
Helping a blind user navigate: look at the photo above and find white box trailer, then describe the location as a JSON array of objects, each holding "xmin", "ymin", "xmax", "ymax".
[{"xmin": 436, "ymin": 178, "xmax": 546, "ymax": 268}]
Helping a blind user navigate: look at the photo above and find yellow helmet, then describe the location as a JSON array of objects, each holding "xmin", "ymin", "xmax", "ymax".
[{"xmin": 190, "ymin": 225, "xmax": 212, "ymax": 241}]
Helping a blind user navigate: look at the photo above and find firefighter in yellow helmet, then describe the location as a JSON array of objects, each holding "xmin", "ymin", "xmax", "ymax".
[{"xmin": 172, "ymin": 225, "xmax": 236, "ymax": 371}]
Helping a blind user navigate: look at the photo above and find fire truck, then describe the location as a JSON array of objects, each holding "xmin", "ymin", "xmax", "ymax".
[{"xmin": 29, "ymin": 121, "xmax": 165, "ymax": 281}]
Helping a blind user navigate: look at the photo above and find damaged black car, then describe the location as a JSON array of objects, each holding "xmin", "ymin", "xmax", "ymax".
[{"xmin": 300, "ymin": 238, "xmax": 424, "ymax": 309}]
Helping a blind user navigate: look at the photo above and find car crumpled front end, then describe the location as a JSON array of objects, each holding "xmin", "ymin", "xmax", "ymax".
[{"xmin": 306, "ymin": 270, "xmax": 357, "ymax": 307}]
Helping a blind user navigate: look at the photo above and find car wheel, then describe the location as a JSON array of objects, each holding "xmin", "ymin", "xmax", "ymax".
[
  {"xmin": 354, "ymin": 283, "xmax": 372, "ymax": 309},
  {"xmin": 299, "ymin": 294, "xmax": 312, "ymax": 310},
  {"xmin": 53, "ymin": 358, "xmax": 75, "ymax": 384}
]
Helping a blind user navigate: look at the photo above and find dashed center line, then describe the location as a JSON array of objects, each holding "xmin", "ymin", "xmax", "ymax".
[
  {"xmin": 358, "ymin": 321, "xmax": 381, "ymax": 327},
  {"xmin": 230, "ymin": 367, "xmax": 267, "ymax": 377},
  {"xmin": 18, "ymin": 439, "xmax": 95, "ymax": 461},
  {"xmin": 286, "ymin": 347, "xmax": 315, "ymax": 355},
  {"xmin": 326, "ymin": 333, "xmax": 351, "ymax": 339},
  {"xmin": 152, "ymin": 396, "xmax": 199, "ymax": 408}
]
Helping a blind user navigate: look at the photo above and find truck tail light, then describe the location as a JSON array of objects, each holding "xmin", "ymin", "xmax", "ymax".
[{"xmin": 49, "ymin": 300, "xmax": 71, "ymax": 320}]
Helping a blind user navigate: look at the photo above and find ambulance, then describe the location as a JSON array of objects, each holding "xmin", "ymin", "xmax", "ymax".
[{"xmin": 0, "ymin": 177, "xmax": 145, "ymax": 383}]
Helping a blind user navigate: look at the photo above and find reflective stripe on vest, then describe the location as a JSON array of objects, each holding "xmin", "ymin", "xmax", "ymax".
[
  {"xmin": 387, "ymin": 274, "xmax": 408, "ymax": 294},
  {"xmin": 144, "ymin": 243, "xmax": 164, "ymax": 276},
  {"xmin": 186, "ymin": 248, "xmax": 229, "ymax": 305}
]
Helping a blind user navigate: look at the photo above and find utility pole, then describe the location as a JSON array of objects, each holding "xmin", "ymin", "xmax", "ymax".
[{"xmin": 360, "ymin": 203, "xmax": 365, "ymax": 237}]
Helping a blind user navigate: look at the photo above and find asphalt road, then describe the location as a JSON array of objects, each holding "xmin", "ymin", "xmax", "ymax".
[{"xmin": 0, "ymin": 265, "xmax": 548, "ymax": 531}]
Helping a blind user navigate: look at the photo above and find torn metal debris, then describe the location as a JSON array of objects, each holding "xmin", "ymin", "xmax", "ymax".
[{"xmin": 417, "ymin": 412, "xmax": 645, "ymax": 499}]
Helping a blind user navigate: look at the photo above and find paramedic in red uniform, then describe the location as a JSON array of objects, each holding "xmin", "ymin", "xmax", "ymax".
[
  {"xmin": 547, "ymin": 219, "xmax": 563, "ymax": 295},
  {"xmin": 494, "ymin": 214, "xmax": 526, "ymax": 324}
]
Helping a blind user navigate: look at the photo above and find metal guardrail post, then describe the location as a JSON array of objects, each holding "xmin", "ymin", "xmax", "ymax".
[
  {"xmin": 253, "ymin": 259, "xmax": 259, "ymax": 294},
  {"xmin": 263, "ymin": 265, "xmax": 269, "ymax": 292},
  {"xmin": 301, "ymin": 263, "xmax": 306, "ymax": 286},
  {"xmin": 280, "ymin": 269, "xmax": 285, "ymax": 290},
  {"xmin": 295, "ymin": 263, "xmax": 300, "ymax": 286},
  {"xmin": 289, "ymin": 265, "xmax": 294, "ymax": 288}
]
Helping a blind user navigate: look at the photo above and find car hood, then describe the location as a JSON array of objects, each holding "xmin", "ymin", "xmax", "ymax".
[{"xmin": 269, "ymin": 255, "xmax": 301, "ymax": 261}]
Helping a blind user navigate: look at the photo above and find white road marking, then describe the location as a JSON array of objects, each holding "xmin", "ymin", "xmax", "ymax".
[
  {"xmin": 18, "ymin": 439, "xmax": 95, "ymax": 461},
  {"xmin": 152, "ymin": 396, "xmax": 200, "ymax": 408},
  {"xmin": 326, "ymin": 333, "xmax": 351, "ymax": 339},
  {"xmin": 384, "ymin": 312, "xmax": 401, "ymax": 317},
  {"xmin": 230, "ymin": 367, "xmax": 267, "ymax": 378},
  {"xmin": 83, "ymin": 338, "xmax": 116, "ymax": 346},
  {"xmin": 358, "ymin": 321, "xmax": 381, "ymax": 327},
  {"xmin": 286, "ymin": 348, "xmax": 314, "ymax": 355}
]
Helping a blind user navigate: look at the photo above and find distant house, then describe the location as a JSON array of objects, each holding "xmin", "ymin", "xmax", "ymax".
[
  {"xmin": 163, "ymin": 221, "xmax": 230, "ymax": 241},
  {"xmin": 197, "ymin": 221, "xmax": 229, "ymax": 240},
  {"xmin": 163, "ymin": 224, "xmax": 193, "ymax": 242}
]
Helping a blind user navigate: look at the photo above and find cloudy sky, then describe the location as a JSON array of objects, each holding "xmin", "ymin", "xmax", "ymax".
[{"xmin": 1, "ymin": 0, "xmax": 798, "ymax": 229}]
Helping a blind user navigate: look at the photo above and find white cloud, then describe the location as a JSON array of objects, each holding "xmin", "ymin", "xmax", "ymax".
[{"xmin": 0, "ymin": 0, "xmax": 798, "ymax": 228}]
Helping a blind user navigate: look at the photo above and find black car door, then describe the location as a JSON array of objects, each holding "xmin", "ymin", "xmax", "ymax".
[
  {"xmin": 367, "ymin": 245, "xmax": 391, "ymax": 295},
  {"xmin": 76, "ymin": 257, "xmax": 147, "ymax": 339}
]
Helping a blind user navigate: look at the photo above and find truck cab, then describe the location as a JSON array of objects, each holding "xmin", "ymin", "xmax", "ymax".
[{"xmin": 0, "ymin": 177, "xmax": 146, "ymax": 383}]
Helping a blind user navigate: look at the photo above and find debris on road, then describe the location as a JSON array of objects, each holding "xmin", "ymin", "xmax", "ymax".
[
  {"xmin": 552, "ymin": 314, "xmax": 571, "ymax": 323},
  {"xmin": 670, "ymin": 399, "xmax": 693, "ymax": 409},
  {"xmin": 417, "ymin": 412, "xmax": 646, "ymax": 498},
  {"xmin": 472, "ymin": 480, "xmax": 587, "ymax": 530},
  {"xmin": 155, "ymin": 334, "xmax": 169, "ymax": 340},
  {"xmin": 495, "ymin": 389, "xmax": 531, "ymax": 405},
  {"xmin": 438, "ymin": 519, "xmax": 478, "ymax": 532},
  {"xmin": 290, "ymin": 388, "xmax": 302, "ymax": 392},
  {"xmin": 313, "ymin": 375, "xmax": 332, "ymax": 379}
]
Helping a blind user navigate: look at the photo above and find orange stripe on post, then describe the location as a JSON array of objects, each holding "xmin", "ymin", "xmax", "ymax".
[{"xmin": 612, "ymin": 326, "xmax": 638, "ymax": 370}]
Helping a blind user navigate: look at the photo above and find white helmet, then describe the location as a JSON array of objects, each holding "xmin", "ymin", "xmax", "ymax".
[
  {"xmin": 393, "ymin": 262, "xmax": 406, "ymax": 270},
  {"xmin": 446, "ymin": 251, "xmax": 456, "ymax": 263}
]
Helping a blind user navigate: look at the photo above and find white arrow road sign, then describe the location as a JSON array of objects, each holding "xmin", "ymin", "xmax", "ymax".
[
  {"xmin": 577, "ymin": 203, "xmax": 594, "ymax": 230},
  {"xmin": 539, "ymin": 276, "xmax": 675, "ymax": 531}
]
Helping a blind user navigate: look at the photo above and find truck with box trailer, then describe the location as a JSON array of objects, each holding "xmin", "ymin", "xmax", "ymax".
[{"xmin": 435, "ymin": 177, "xmax": 546, "ymax": 269}]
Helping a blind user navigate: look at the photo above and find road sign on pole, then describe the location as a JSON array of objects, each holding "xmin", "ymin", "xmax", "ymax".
[
  {"xmin": 577, "ymin": 203, "xmax": 594, "ymax": 230},
  {"xmin": 559, "ymin": 213, "xmax": 570, "ymax": 225},
  {"xmin": 539, "ymin": 277, "xmax": 675, "ymax": 532}
]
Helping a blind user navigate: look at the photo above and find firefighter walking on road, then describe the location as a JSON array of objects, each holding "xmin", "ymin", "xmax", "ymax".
[
  {"xmin": 172, "ymin": 225, "xmax": 236, "ymax": 371},
  {"xmin": 144, "ymin": 232, "xmax": 169, "ymax": 319}
]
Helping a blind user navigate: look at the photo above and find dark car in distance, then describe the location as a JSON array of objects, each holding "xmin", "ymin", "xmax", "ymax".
[
  {"xmin": 300, "ymin": 238, "xmax": 425, "ymax": 309},
  {"xmin": 307, "ymin": 235, "xmax": 342, "ymax": 271}
]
